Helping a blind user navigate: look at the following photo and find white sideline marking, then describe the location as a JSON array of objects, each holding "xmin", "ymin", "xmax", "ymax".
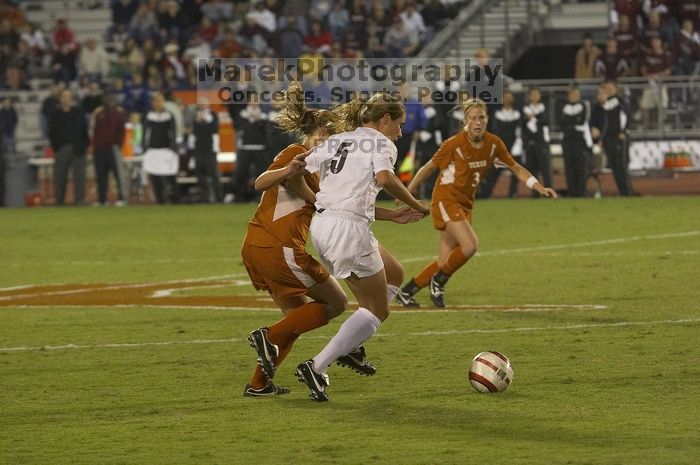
[
  {"xmin": 1, "ymin": 303, "xmax": 605, "ymax": 313},
  {"xmin": 150, "ymin": 282, "xmax": 250, "ymax": 298},
  {"xmin": 0, "ymin": 275, "xmax": 244, "ymax": 301},
  {"xmin": 1, "ymin": 318, "xmax": 697, "ymax": 353},
  {"xmin": 0, "ymin": 285, "xmax": 35, "ymax": 292},
  {"xmin": 402, "ymin": 230, "xmax": 700, "ymax": 263},
  {"xmin": 5, "ymin": 257, "xmax": 240, "ymax": 267}
]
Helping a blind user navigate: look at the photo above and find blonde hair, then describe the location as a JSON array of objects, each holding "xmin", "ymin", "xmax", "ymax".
[
  {"xmin": 461, "ymin": 98, "xmax": 488, "ymax": 120},
  {"xmin": 274, "ymin": 82, "xmax": 338, "ymax": 139},
  {"xmin": 335, "ymin": 92, "xmax": 405, "ymax": 132}
]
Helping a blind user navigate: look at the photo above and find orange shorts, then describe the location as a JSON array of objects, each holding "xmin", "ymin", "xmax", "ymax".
[
  {"xmin": 431, "ymin": 200, "xmax": 473, "ymax": 230},
  {"xmin": 241, "ymin": 243, "xmax": 329, "ymax": 298}
]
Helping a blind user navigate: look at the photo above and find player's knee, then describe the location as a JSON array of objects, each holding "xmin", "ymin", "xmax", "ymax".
[{"xmin": 461, "ymin": 238, "xmax": 478, "ymax": 258}]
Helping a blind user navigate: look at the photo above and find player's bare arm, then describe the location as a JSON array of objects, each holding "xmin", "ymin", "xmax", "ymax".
[
  {"xmin": 376, "ymin": 170, "xmax": 430, "ymax": 215},
  {"xmin": 285, "ymin": 172, "xmax": 316, "ymax": 204},
  {"xmin": 406, "ymin": 160, "xmax": 438, "ymax": 195},
  {"xmin": 375, "ymin": 206, "xmax": 425, "ymax": 224},
  {"xmin": 254, "ymin": 159, "xmax": 307, "ymax": 191},
  {"xmin": 508, "ymin": 163, "xmax": 559, "ymax": 199}
]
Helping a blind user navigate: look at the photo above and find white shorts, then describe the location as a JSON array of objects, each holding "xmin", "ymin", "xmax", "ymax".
[{"xmin": 309, "ymin": 212, "xmax": 383, "ymax": 279}]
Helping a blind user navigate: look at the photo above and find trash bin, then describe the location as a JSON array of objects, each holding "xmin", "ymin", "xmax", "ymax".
[{"xmin": 4, "ymin": 151, "xmax": 35, "ymax": 208}]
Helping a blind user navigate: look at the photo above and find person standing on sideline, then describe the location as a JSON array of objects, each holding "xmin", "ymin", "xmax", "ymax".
[
  {"xmin": 395, "ymin": 99, "xmax": 558, "ymax": 309},
  {"xmin": 590, "ymin": 80, "xmax": 634, "ymax": 196},
  {"xmin": 190, "ymin": 101, "xmax": 221, "ymax": 203},
  {"xmin": 294, "ymin": 93, "xmax": 429, "ymax": 402},
  {"xmin": 90, "ymin": 94, "xmax": 128, "ymax": 206},
  {"xmin": 560, "ymin": 86, "xmax": 593, "ymax": 197},
  {"xmin": 142, "ymin": 92, "xmax": 178, "ymax": 204},
  {"xmin": 478, "ymin": 90, "xmax": 523, "ymax": 199},
  {"xmin": 48, "ymin": 89, "xmax": 88, "ymax": 206},
  {"xmin": 521, "ymin": 87, "xmax": 553, "ymax": 196}
]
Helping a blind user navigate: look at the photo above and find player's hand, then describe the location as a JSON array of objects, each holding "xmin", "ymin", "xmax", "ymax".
[
  {"xmin": 294, "ymin": 148, "xmax": 315, "ymax": 162},
  {"xmin": 540, "ymin": 187, "xmax": 558, "ymax": 199},
  {"xmin": 391, "ymin": 206, "xmax": 425, "ymax": 224},
  {"xmin": 416, "ymin": 200, "xmax": 430, "ymax": 216},
  {"xmin": 286, "ymin": 158, "xmax": 306, "ymax": 176}
]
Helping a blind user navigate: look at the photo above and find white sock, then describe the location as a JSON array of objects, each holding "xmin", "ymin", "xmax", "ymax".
[
  {"xmin": 387, "ymin": 284, "xmax": 399, "ymax": 304},
  {"xmin": 313, "ymin": 307, "xmax": 381, "ymax": 373}
]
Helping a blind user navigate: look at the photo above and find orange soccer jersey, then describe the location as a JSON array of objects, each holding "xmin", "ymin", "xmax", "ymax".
[
  {"xmin": 431, "ymin": 131, "xmax": 516, "ymax": 211},
  {"xmin": 243, "ymin": 144, "xmax": 320, "ymax": 249}
]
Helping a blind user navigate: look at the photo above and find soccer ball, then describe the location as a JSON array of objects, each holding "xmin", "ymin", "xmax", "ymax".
[{"xmin": 468, "ymin": 351, "xmax": 514, "ymax": 393}]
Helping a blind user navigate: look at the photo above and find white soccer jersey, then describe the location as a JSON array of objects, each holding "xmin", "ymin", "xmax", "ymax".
[{"xmin": 305, "ymin": 127, "xmax": 397, "ymax": 221}]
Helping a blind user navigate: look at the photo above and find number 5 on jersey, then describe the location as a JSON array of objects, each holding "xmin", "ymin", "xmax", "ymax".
[{"xmin": 330, "ymin": 141, "xmax": 352, "ymax": 174}]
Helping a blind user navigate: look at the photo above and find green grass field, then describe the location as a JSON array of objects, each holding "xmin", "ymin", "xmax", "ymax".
[{"xmin": 1, "ymin": 197, "xmax": 699, "ymax": 465}]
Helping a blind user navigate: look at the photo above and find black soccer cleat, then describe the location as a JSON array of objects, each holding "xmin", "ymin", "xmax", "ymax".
[
  {"xmin": 336, "ymin": 346, "xmax": 377, "ymax": 376},
  {"xmin": 248, "ymin": 327, "xmax": 279, "ymax": 379},
  {"xmin": 429, "ymin": 275, "xmax": 446, "ymax": 308},
  {"xmin": 395, "ymin": 289, "xmax": 420, "ymax": 308},
  {"xmin": 295, "ymin": 360, "xmax": 329, "ymax": 402},
  {"xmin": 243, "ymin": 382, "xmax": 291, "ymax": 397}
]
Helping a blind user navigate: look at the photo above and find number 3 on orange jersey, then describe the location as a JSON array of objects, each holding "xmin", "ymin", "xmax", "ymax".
[{"xmin": 472, "ymin": 172, "xmax": 480, "ymax": 188}]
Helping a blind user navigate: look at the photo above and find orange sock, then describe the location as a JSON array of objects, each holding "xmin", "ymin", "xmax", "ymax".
[
  {"xmin": 267, "ymin": 302, "xmax": 329, "ymax": 345},
  {"xmin": 250, "ymin": 366, "xmax": 268, "ymax": 389},
  {"xmin": 413, "ymin": 261, "xmax": 439, "ymax": 288},
  {"xmin": 440, "ymin": 248, "xmax": 470, "ymax": 276}
]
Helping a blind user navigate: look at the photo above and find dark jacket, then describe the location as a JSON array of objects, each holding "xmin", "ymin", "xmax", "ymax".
[
  {"xmin": 143, "ymin": 110, "xmax": 176, "ymax": 150},
  {"xmin": 48, "ymin": 105, "xmax": 89, "ymax": 153},
  {"xmin": 192, "ymin": 109, "xmax": 219, "ymax": 154}
]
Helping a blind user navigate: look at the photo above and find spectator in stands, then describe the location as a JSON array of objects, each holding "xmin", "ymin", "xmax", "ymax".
[
  {"xmin": 595, "ymin": 37, "xmax": 630, "ymax": 80},
  {"xmin": 673, "ymin": 19, "xmax": 700, "ymax": 74},
  {"xmin": 611, "ymin": 0, "xmax": 643, "ymax": 32},
  {"xmin": 366, "ymin": 20, "xmax": 386, "ymax": 58},
  {"xmin": 349, "ymin": 0, "xmax": 368, "ymax": 35},
  {"xmin": 157, "ymin": 0, "xmax": 186, "ymax": 44},
  {"xmin": 52, "ymin": 19, "xmax": 78, "ymax": 53},
  {"xmin": 188, "ymin": 100, "xmax": 221, "ymax": 203},
  {"xmin": 590, "ymin": 81, "xmax": 633, "ymax": 196},
  {"xmin": 423, "ymin": 0, "xmax": 449, "ymax": 32},
  {"xmin": 640, "ymin": 11, "xmax": 665, "ymax": 54},
  {"xmin": 196, "ymin": 15, "xmax": 219, "ymax": 44},
  {"xmin": 328, "ymin": 1, "xmax": 350, "ymax": 41},
  {"xmin": 3, "ymin": 63, "xmax": 28, "ymax": 90},
  {"xmin": 129, "ymin": 3, "xmax": 159, "ymax": 43},
  {"xmin": 679, "ymin": 0, "xmax": 700, "ymax": 30},
  {"xmin": 51, "ymin": 42, "xmax": 79, "ymax": 84},
  {"xmin": 614, "ymin": 16, "xmax": 639, "ymax": 74},
  {"xmin": 109, "ymin": 0, "xmax": 139, "ymax": 41},
  {"xmin": 0, "ymin": 97, "xmax": 17, "ymax": 153},
  {"xmin": 560, "ymin": 86, "xmax": 593, "ymax": 197},
  {"xmin": 249, "ymin": 1, "xmax": 277, "ymax": 34},
  {"xmin": 143, "ymin": 92, "xmax": 178, "ymax": 204},
  {"xmin": 480, "ymin": 89, "xmax": 523, "ymax": 199},
  {"xmin": 304, "ymin": 20, "xmax": 332, "ymax": 55},
  {"xmin": 79, "ymin": 38, "xmax": 111, "ymax": 82},
  {"xmin": 384, "ymin": 16, "xmax": 419, "ymax": 58},
  {"xmin": 522, "ymin": 87, "xmax": 553, "ymax": 196},
  {"xmin": 130, "ymin": 73, "xmax": 151, "ymax": 114},
  {"xmin": 643, "ymin": 0, "xmax": 679, "ymax": 44},
  {"xmin": 82, "ymin": 81, "xmax": 104, "ymax": 115},
  {"xmin": 0, "ymin": 18, "xmax": 18, "ymax": 63},
  {"xmin": 91, "ymin": 94, "xmax": 128, "ymax": 206},
  {"xmin": 161, "ymin": 43, "xmax": 186, "ymax": 82},
  {"xmin": 19, "ymin": 22, "xmax": 46, "ymax": 58},
  {"xmin": 400, "ymin": 1, "xmax": 427, "ymax": 43},
  {"xmin": 232, "ymin": 93, "xmax": 268, "ymax": 203},
  {"xmin": 309, "ymin": 0, "xmax": 332, "ymax": 21},
  {"xmin": 216, "ymin": 28, "xmax": 242, "ymax": 59},
  {"xmin": 201, "ymin": 0, "xmax": 233, "ymax": 22},
  {"xmin": 276, "ymin": 16, "xmax": 304, "ymax": 58},
  {"xmin": 640, "ymin": 36, "xmax": 671, "ymax": 128},
  {"xmin": 49, "ymin": 89, "xmax": 89, "ymax": 206},
  {"xmin": 111, "ymin": 77, "xmax": 133, "ymax": 111},
  {"xmin": 413, "ymin": 90, "xmax": 443, "ymax": 199},
  {"xmin": 240, "ymin": 13, "xmax": 271, "ymax": 56}
]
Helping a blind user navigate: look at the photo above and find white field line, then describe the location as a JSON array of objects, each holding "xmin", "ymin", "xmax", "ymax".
[
  {"xmin": 150, "ymin": 282, "xmax": 250, "ymax": 298},
  {"xmin": 402, "ymin": 230, "xmax": 700, "ymax": 263},
  {"xmin": 1, "ymin": 318, "xmax": 697, "ymax": 353},
  {"xmin": 0, "ymin": 285, "xmax": 35, "ymax": 292},
  {"xmin": 5, "ymin": 257, "xmax": 241, "ymax": 267},
  {"xmin": 0, "ymin": 303, "xmax": 606, "ymax": 313},
  {"xmin": 0, "ymin": 275, "xmax": 244, "ymax": 301}
]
